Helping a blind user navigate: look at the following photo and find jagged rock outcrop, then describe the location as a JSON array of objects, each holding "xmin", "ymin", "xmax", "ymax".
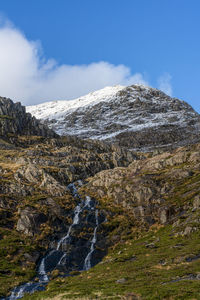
[
  {"xmin": 16, "ymin": 207, "xmax": 48, "ymax": 236},
  {"xmin": 0, "ymin": 97, "xmax": 56, "ymax": 139},
  {"xmin": 0, "ymin": 135, "xmax": 136, "ymax": 237},
  {"xmin": 84, "ymin": 142, "xmax": 200, "ymax": 230},
  {"xmin": 1, "ymin": 134, "xmax": 200, "ymax": 298},
  {"xmin": 27, "ymin": 85, "xmax": 200, "ymax": 151}
]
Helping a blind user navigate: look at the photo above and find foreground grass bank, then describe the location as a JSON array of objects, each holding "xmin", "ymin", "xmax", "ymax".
[{"xmin": 23, "ymin": 224, "xmax": 200, "ymax": 300}]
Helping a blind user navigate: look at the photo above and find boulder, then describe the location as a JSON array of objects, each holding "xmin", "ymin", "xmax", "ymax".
[{"xmin": 17, "ymin": 207, "xmax": 48, "ymax": 236}]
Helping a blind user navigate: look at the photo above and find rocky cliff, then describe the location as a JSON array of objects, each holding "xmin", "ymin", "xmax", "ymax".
[
  {"xmin": 0, "ymin": 97, "xmax": 56, "ymax": 140},
  {"xmin": 0, "ymin": 134, "xmax": 137, "ymax": 298},
  {"xmin": 24, "ymin": 141, "xmax": 200, "ymax": 300},
  {"xmin": 1, "ymin": 133, "xmax": 200, "ymax": 299},
  {"xmin": 27, "ymin": 85, "xmax": 200, "ymax": 151}
]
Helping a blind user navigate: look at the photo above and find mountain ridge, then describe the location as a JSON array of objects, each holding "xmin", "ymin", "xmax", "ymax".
[{"xmin": 27, "ymin": 84, "xmax": 200, "ymax": 151}]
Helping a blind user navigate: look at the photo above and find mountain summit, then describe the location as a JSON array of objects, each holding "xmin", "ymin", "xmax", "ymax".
[{"xmin": 27, "ymin": 85, "xmax": 200, "ymax": 151}]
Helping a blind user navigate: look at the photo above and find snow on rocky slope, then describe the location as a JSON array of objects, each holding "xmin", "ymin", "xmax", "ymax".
[{"xmin": 27, "ymin": 85, "xmax": 200, "ymax": 151}]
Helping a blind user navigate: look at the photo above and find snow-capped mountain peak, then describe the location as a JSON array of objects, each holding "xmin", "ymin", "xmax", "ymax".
[
  {"xmin": 27, "ymin": 85, "xmax": 125, "ymax": 120},
  {"xmin": 27, "ymin": 84, "xmax": 200, "ymax": 151}
]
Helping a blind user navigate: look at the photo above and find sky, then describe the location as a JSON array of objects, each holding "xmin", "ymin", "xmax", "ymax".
[{"xmin": 0, "ymin": 0, "xmax": 199, "ymax": 112}]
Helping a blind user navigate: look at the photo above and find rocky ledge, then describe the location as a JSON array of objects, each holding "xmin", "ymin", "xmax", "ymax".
[{"xmin": 0, "ymin": 97, "xmax": 56, "ymax": 140}]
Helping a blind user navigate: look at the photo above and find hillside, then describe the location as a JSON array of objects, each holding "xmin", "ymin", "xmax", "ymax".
[
  {"xmin": 0, "ymin": 133, "xmax": 137, "ymax": 299},
  {"xmin": 27, "ymin": 85, "xmax": 200, "ymax": 151},
  {"xmin": 1, "ymin": 135, "xmax": 200, "ymax": 299},
  {"xmin": 0, "ymin": 96, "xmax": 200, "ymax": 299}
]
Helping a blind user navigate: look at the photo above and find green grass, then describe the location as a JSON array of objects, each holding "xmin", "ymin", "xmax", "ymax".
[
  {"xmin": 0, "ymin": 228, "xmax": 38, "ymax": 297},
  {"xmin": 0, "ymin": 115, "xmax": 14, "ymax": 120},
  {"xmin": 21, "ymin": 225, "xmax": 200, "ymax": 300}
]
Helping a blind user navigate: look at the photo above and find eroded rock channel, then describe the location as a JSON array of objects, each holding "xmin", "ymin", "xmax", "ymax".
[{"xmin": 3, "ymin": 181, "xmax": 106, "ymax": 300}]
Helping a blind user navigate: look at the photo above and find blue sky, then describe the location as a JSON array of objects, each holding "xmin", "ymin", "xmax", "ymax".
[{"xmin": 0, "ymin": 0, "xmax": 199, "ymax": 111}]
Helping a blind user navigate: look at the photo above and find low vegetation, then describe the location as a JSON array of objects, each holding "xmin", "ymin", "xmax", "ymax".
[
  {"xmin": 23, "ymin": 226, "xmax": 200, "ymax": 300},
  {"xmin": 1, "ymin": 136, "xmax": 200, "ymax": 299}
]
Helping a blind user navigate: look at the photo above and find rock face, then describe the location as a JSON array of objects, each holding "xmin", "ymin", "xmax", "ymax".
[
  {"xmin": 0, "ymin": 135, "xmax": 136, "ymax": 296},
  {"xmin": 1, "ymin": 134, "xmax": 200, "ymax": 298},
  {"xmin": 27, "ymin": 85, "xmax": 200, "ymax": 151},
  {"xmin": 0, "ymin": 134, "xmax": 136, "ymax": 237},
  {"xmin": 0, "ymin": 97, "xmax": 56, "ymax": 139},
  {"xmin": 17, "ymin": 207, "xmax": 48, "ymax": 236},
  {"xmin": 85, "ymin": 142, "xmax": 200, "ymax": 232}
]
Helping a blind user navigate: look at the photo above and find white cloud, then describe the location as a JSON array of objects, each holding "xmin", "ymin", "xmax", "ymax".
[
  {"xmin": 157, "ymin": 73, "xmax": 172, "ymax": 96},
  {"xmin": 0, "ymin": 21, "xmax": 149, "ymax": 105}
]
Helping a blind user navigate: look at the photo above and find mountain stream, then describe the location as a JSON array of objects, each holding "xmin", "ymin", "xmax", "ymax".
[{"xmin": 3, "ymin": 181, "xmax": 104, "ymax": 300}]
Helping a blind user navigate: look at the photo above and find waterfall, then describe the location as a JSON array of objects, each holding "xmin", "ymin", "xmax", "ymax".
[
  {"xmin": 4, "ymin": 182, "xmax": 104, "ymax": 300},
  {"xmin": 38, "ymin": 257, "xmax": 49, "ymax": 282},
  {"xmin": 83, "ymin": 209, "xmax": 99, "ymax": 270},
  {"xmin": 9, "ymin": 283, "xmax": 32, "ymax": 300},
  {"xmin": 6, "ymin": 279, "xmax": 47, "ymax": 300},
  {"xmin": 57, "ymin": 190, "xmax": 92, "ymax": 252},
  {"xmin": 38, "ymin": 250, "xmax": 56, "ymax": 282},
  {"xmin": 58, "ymin": 253, "xmax": 67, "ymax": 265},
  {"xmin": 56, "ymin": 203, "xmax": 82, "ymax": 251},
  {"xmin": 84, "ymin": 196, "xmax": 92, "ymax": 208}
]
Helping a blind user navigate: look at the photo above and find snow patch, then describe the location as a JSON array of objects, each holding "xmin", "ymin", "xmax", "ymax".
[
  {"xmin": 26, "ymin": 85, "xmax": 125, "ymax": 120},
  {"xmin": 26, "ymin": 84, "xmax": 200, "ymax": 143}
]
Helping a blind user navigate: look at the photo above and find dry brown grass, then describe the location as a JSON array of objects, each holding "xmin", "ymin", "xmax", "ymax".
[
  {"xmin": 0, "ymin": 162, "xmax": 21, "ymax": 171},
  {"xmin": 44, "ymin": 295, "xmax": 95, "ymax": 300},
  {"xmin": 43, "ymin": 291, "xmax": 119, "ymax": 300}
]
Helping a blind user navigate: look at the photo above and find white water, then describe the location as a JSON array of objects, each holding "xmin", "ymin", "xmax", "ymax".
[
  {"xmin": 7, "ymin": 281, "xmax": 46, "ymax": 300},
  {"xmin": 83, "ymin": 209, "xmax": 99, "ymax": 270},
  {"xmin": 56, "ymin": 203, "xmax": 82, "ymax": 251},
  {"xmin": 56, "ymin": 195, "xmax": 92, "ymax": 253},
  {"xmin": 38, "ymin": 250, "xmax": 56, "ymax": 282},
  {"xmin": 5, "ymin": 182, "xmax": 102, "ymax": 300},
  {"xmin": 9, "ymin": 283, "xmax": 32, "ymax": 300},
  {"xmin": 84, "ymin": 195, "xmax": 92, "ymax": 209},
  {"xmin": 58, "ymin": 253, "xmax": 67, "ymax": 265},
  {"xmin": 38, "ymin": 257, "xmax": 49, "ymax": 282}
]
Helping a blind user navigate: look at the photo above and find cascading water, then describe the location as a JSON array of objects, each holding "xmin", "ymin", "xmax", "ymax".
[
  {"xmin": 84, "ymin": 209, "xmax": 99, "ymax": 270},
  {"xmin": 56, "ymin": 202, "xmax": 82, "ymax": 251},
  {"xmin": 3, "ymin": 181, "xmax": 104, "ymax": 300},
  {"xmin": 58, "ymin": 253, "xmax": 67, "ymax": 265},
  {"xmin": 38, "ymin": 249, "xmax": 56, "ymax": 282},
  {"xmin": 84, "ymin": 195, "xmax": 92, "ymax": 209}
]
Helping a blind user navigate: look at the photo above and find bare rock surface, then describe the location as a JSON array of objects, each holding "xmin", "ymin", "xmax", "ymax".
[{"xmin": 0, "ymin": 97, "xmax": 56, "ymax": 140}]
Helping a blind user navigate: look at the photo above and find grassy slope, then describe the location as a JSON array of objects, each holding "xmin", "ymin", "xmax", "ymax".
[
  {"xmin": 0, "ymin": 228, "xmax": 38, "ymax": 297},
  {"xmin": 23, "ymin": 145, "xmax": 200, "ymax": 300},
  {"xmin": 1, "ymin": 139, "xmax": 200, "ymax": 299},
  {"xmin": 23, "ymin": 226, "xmax": 200, "ymax": 300}
]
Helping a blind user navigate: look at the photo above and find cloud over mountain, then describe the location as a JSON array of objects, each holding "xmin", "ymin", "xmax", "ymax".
[
  {"xmin": 158, "ymin": 73, "xmax": 172, "ymax": 96},
  {"xmin": 0, "ymin": 20, "xmax": 149, "ymax": 105}
]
